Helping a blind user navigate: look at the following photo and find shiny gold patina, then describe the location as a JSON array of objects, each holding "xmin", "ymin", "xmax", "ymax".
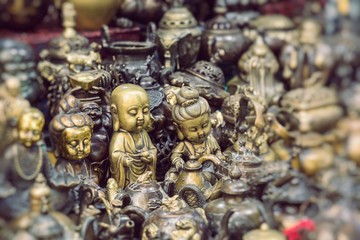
[
  {"xmin": 67, "ymin": 0, "xmax": 119, "ymax": 30},
  {"xmin": 165, "ymin": 86, "xmax": 225, "ymax": 183},
  {"xmin": 110, "ymin": 84, "xmax": 157, "ymax": 189},
  {"xmin": 49, "ymin": 105, "xmax": 94, "ymax": 180},
  {"xmin": 68, "ymin": 70, "xmax": 108, "ymax": 91},
  {"xmin": 156, "ymin": 0, "xmax": 202, "ymax": 70},
  {"xmin": 17, "ymin": 108, "xmax": 45, "ymax": 149}
]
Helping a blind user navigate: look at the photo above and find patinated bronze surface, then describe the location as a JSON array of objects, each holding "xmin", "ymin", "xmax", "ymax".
[{"xmin": 1, "ymin": 2, "xmax": 360, "ymax": 240}]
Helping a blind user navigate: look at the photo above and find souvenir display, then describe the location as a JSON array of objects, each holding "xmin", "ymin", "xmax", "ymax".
[{"xmin": 1, "ymin": 1, "xmax": 360, "ymax": 239}]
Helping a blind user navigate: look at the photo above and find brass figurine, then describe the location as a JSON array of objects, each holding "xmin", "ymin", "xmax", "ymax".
[
  {"xmin": 165, "ymin": 86, "xmax": 225, "ymax": 183},
  {"xmin": 110, "ymin": 84, "xmax": 157, "ymax": 189},
  {"xmin": 0, "ymin": 78, "xmax": 30, "ymax": 154},
  {"xmin": 0, "ymin": 108, "xmax": 77, "ymax": 220},
  {"xmin": 50, "ymin": 101, "xmax": 94, "ymax": 181}
]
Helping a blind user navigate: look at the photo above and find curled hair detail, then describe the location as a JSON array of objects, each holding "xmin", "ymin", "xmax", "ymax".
[
  {"xmin": 180, "ymin": 99, "xmax": 198, "ymax": 107},
  {"xmin": 49, "ymin": 112, "xmax": 94, "ymax": 151}
]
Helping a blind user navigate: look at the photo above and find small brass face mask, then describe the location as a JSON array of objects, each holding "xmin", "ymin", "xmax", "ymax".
[
  {"xmin": 59, "ymin": 126, "xmax": 92, "ymax": 161},
  {"xmin": 18, "ymin": 109, "xmax": 45, "ymax": 148}
]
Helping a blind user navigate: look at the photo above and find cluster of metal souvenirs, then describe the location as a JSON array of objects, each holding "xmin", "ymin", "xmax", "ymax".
[{"xmin": 0, "ymin": 0, "xmax": 359, "ymax": 239}]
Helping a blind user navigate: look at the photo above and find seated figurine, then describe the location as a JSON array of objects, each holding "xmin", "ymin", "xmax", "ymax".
[
  {"xmin": 165, "ymin": 86, "xmax": 226, "ymax": 183},
  {"xmin": 109, "ymin": 84, "xmax": 157, "ymax": 189},
  {"xmin": 50, "ymin": 107, "xmax": 95, "ymax": 182},
  {"xmin": 0, "ymin": 108, "xmax": 78, "ymax": 220}
]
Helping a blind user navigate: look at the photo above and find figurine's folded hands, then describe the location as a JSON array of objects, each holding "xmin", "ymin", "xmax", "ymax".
[
  {"xmin": 139, "ymin": 150, "xmax": 155, "ymax": 163},
  {"xmin": 173, "ymin": 157, "xmax": 185, "ymax": 172}
]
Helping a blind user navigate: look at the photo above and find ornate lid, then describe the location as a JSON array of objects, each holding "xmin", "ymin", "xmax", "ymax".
[
  {"xmin": 281, "ymin": 86, "xmax": 339, "ymax": 111},
  {"xmin": 234, "ymin": 149, "xmax": 263, "ymax": 168},
  {"xmin": 221, "ymin": 165, "xmax": 250, "ymax": 195},
  {"xmin": 243, "ymin": 224, "xmax": 286, "ymax": 240},
  {"xmin": 205, "ymin": 2, "xmax": 238, "ymax": 32},
  {"xmin": 250, "ymin": 14, "xmax": 295, "ymax": 31},
  {"xmin": 184, "ymin": 160, "xmax": 202, "ymax": 171},
  {"xmin": 185, "ymin": 61, "xmax": 225, "ymax": 88},
  {"xmin": 159, "ymin": 1, "xmax": 198, "ymax": 30}
]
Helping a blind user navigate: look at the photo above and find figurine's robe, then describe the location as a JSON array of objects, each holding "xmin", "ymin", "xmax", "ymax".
[
  {"xmin": 110, "ymin": 129, "xmax": 157, "ymax": 189},
  {"xmin": 167, "ymin": 135, "xmax": 221, "ymax": 183},
  {"xmin": 170, "ymin": 135, "xmax": 221, "ymax": 164},
  {"xmin": 0, "ymin": 142, "xmax": 71, "ymax": 219}
]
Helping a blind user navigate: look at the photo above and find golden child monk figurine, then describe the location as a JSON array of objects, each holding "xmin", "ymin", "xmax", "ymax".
[
  {"xmin": 165, "ymin": 86, "xmax": 225, "ymax": 183},
  {"xmin": 110, "ymin": 84, "xmax": 157, "ymax": 189}
]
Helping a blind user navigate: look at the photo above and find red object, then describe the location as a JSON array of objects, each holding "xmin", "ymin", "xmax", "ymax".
[
  {"xmin": 259, "ymin": 0, "xmax": 326, "ymax": 17},
  {"xmin": 283, "ymin": 218, "xmax": 316, "ymax": 240}
]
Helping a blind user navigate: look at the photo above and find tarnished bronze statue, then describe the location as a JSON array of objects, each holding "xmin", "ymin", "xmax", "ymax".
[
  {"xmin": 50, "ymin": 108, "xmax": 94, "ymax": 179},
  {"xmin": 110, "ymin": 84, "xmax": 157, "ymax": 189},
  {"xmin": 0, "ymin": 108, "xmax": 78, "ymax": 220}
]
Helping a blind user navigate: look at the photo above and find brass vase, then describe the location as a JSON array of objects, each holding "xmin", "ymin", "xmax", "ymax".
[{"xmin": 68, "ymin": 0, "xmax": 119, "ymax": 30}]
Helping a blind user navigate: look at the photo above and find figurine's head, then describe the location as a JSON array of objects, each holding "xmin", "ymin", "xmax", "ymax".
[
  {"xmin": 299, "ymin": 19, "xmax": 321, "ymax": 45},
  {"xmin": 18, "ymin": 108, "xmax": 45, "ymax": 148},
  {"xmin": 50, "ymin": 112, "xmax": 93, "ymax": 161},
  {"xmin": 80, "ymin": 102, "xmax": 102, "ymax": 127},
  {"xmin": 4, "ymin": 77, "xmax": 21, "ymax": 97},
  {"xmin": 172, "ymin": 86, "xmax": 211, "ymax": 144},
  {"xmin": 111, "ymin": 84, "xmax": 151, "ymax": 133}
]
